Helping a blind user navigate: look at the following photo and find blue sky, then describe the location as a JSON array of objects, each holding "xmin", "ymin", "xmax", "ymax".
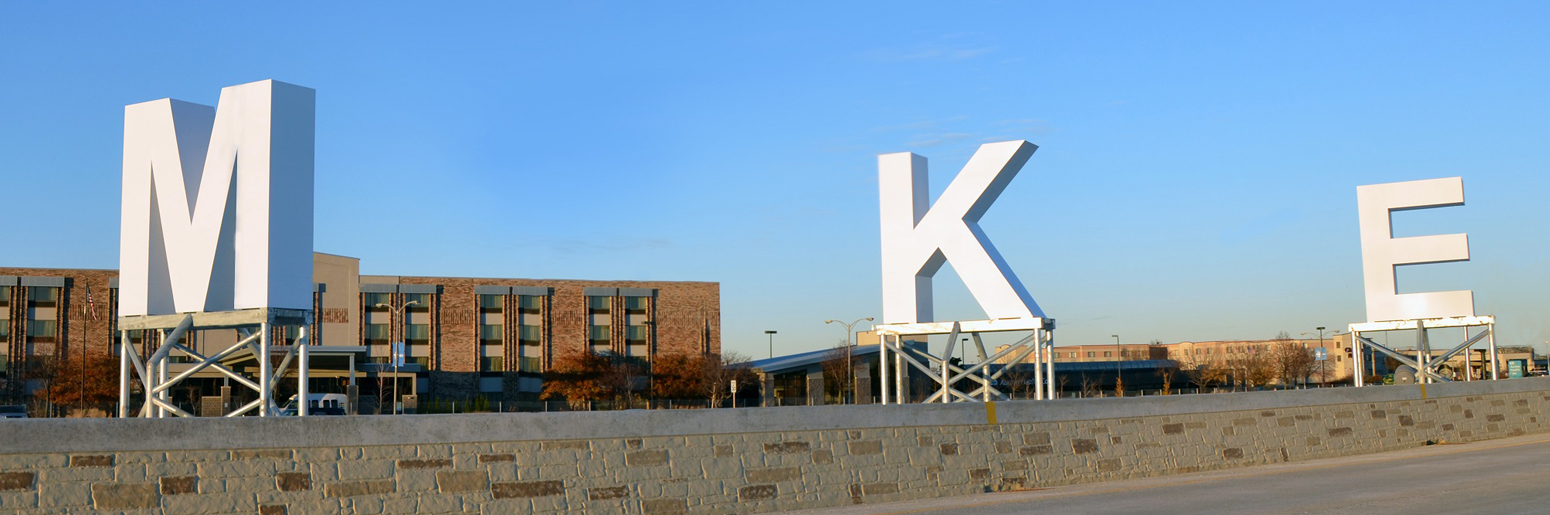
[{"xmin": 3, "ymin": 2, "xmax": 1549, "ymax": 358}]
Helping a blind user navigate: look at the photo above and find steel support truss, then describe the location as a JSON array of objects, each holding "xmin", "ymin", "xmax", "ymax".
[
  {"xmin": 116, "ymin": 308, "xmax": 313, "ymax": 418},
  {"xmin": 874, "ymin": 318, "xmax": 1055, "ymax": 404},
  {"xmin": 1348, "ymin": 315, "xmax": 1497, "ymax": 388}
]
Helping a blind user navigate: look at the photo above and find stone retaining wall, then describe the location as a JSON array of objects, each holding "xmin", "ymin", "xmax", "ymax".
[{"xmin": 2, "ymin": 378, "xmax": 1547, "ymax": 514}]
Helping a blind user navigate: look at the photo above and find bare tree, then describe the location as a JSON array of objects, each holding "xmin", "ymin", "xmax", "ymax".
[
  {"xmin": 1000, "ymin": 365, "xmax": 1034, "ymax": 399},
  {"xmin": 819, "ymin": 342, "xmax": 850, "ymax": 402},
  {"xmin": 1226, "ymin": 343, "xmax": 1276, "ymax": 389},
  {"xmin": 1271, "ymin": 332, "xmax": 1315, "ymax": 387},
  {"xmin": 1178, "ymin": 349, "xmax": 1229, "ymax": 391},
  {"xmin": 1154, "ymin": 362, "xmax": 1178, "ymax": 395},
  {"xmin": 1079, "ymin": 373, "xmax": 1103, "ymax": 398},
  {"xmin": 699, "ymin": 352, "xmax": 754, "ymax": 408}
]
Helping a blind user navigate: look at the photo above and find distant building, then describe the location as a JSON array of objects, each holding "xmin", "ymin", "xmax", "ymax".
[{"xmin": 0, "ymin": 253, "xmax": 720, "ymax": 413}]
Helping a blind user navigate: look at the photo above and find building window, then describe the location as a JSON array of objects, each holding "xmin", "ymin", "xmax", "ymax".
[
  {"xmin": 27, "ymin": 320, "xmax": 57, "ymax": 342},
  {"xmin": 518, "ymin": 295, "xmax": 541, "ymax": 314},
  {"xmin": 587, "ymin": 296, "xmax": 610, "ymax": 313},
  {"xmin": 364, "ymin": 324, "xmax": 390, "ymax": 344},
  {"xmin": 0, "ymin": 285, "xmax": 9, "ymax": 307},
  {"xmin": 625, "ymin": 296, "xmax": 648, "ymax": 315},
  {"xmin": 405, "ymin": 293, "xmax": 431, "ymax": 312},
  {"xmin": 363, "ymin": 293, "xmax": 390, "ymax": 311},
  {"xmin": 518, "ymin": 325, "xmax": 541, "ymax": 343},
  {"xmin": 518, "ymin": 356, "xmax": 542, "ymax": 373},
  {"xmin": 0, "ymin": 322, "xmax": 8, "ymax": 338},
  {"xmin": 589, "ymin": 325, "xmax": 610, "ymax": 352},
  {"xmin": 479, "ymin": 294, "xmax": 502, "ymax": 312},
  {"xmin": 1103, "ymin": 351, "xmax": 1112, "ymax": 357},
  {"xmin": 28, "ymin": 287, "xmax": 58, "ymax": 307},
  {"xmin": 406, "ymin": 324, "xmax": 430, "ymax": 343},
  {"xmin": 480, "ymin": 324, "xmax": 502, "ymax": 343},
  {"xmin": 480, "ymin": 356, "xmax": 503, "ymax": 372},
  {"xmin": 1086, "ymin": 351, "xmax": 1094, "ymax": 358}
]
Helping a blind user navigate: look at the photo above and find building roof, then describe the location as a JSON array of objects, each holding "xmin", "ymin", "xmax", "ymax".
[{"xmin": 748, "ymin": 345, "xmax": 881, "ymax": 375}]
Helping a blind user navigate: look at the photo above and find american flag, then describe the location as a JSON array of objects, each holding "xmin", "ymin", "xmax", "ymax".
[{"xmin": 84, "ymin": 286, "xmax": 100, "ymax": 321}]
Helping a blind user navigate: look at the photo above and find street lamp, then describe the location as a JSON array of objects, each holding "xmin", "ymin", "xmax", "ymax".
[
  {"xmin": 765, "ymin": 330, "xmax": 777, "ymax": 359},
  {"xmin": 1112, "ymin": 335, "xmax": 1121, "ymax": 396},
  {"xmin": 824, "ymin": 317, "xmax": 873, "ymax": 404},
  {"xmin": 375, "ymin": 300, "xmax": 419, "ymax": 414}
]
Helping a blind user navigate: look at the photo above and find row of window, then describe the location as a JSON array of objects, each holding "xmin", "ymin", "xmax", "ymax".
[{"xmin": 0, "ymin": 286, "xmax": 59, "ymax": 307}]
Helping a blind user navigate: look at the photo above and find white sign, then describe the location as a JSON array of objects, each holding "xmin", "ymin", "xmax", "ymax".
[
  {"xmin": 878, "ymin": 141, "xmax": 1044, "ymax": 324},
  {"xmin": 1356, "ymin": 177, "xmax": 1474, "ymax": 322},
  {"xmin": 118, "ymin": 80, "xmax": 315, "ymax": 316},
  {"xmin": 391, "ymin": 342, "xmax": 406, "ymax": 368}
]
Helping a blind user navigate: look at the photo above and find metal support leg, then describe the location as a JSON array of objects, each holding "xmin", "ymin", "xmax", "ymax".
[
  {"xmin": 118, "ymin": 331, "xmax": 130, "ymax": 418},
  {"xmin": 156, "ymin": 350, "xmax": 168, "ymax": 418},
  {"xmin": 1032, "ymin": 329, "xmax": 1044, "ymax": 400},
  {"xmin": 298, "ymin": 327, "xmax": 310, "ymax": 417},
  {"xmin": 895, "ymin": 344, "xmax": 906, "ymax": 404},
  {"xmin": 1045, "ymin": 338, "xmax": 1055, "ymax": 399},
  {"xmin": 1353, "ymin": 331, "xmax": 1364, "ymax": 387},
  {"xmin": 880, "ymin": 335, "xmax": 891, "ymax": 405},
  {"xmin": 1488, "ymin": 323, "xmax": 1499, "ymax": 380},
  {"xmin": 259, "ymin": 321, "xmax": 271, "ymax": 417}
]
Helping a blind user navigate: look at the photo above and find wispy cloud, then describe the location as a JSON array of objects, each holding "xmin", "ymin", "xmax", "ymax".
[
  {"xmin": 861, "ymin": 33, "xmax": 999, "ymax": 63},
  {"xmin": 908, "ymin": 132, "xmax": 976, "ymax": 147}
]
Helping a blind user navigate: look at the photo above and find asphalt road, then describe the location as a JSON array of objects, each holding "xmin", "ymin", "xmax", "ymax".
[{"xmin": 792, "ymin": 432, "xmax": 1550, "ymax": 515}]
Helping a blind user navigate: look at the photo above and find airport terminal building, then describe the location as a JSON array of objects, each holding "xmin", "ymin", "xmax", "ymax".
[{"xmin": 1, "ymin": 253, "xmax": 720, "ymax": 413}]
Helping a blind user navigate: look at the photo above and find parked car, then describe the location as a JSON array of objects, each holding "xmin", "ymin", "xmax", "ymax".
[{"xmin": 0, "ymin": 405, "xmax": 27, "ymax": 419}]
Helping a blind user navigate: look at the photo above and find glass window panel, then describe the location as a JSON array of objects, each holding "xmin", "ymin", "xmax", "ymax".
[
  {"xmin": 0, "ymin": 323, "xmax": 8, "ymax": 337},
  {"xmin": 0, "ymin": 286, "xmax": 9, "ymax": 306},
  {"xmin": 624, "ymin": 296, "xmax": 648, "ymax": 314},
  {"xmin": 363, "ymin": 293, "xmax": 390, "ymax": 310},
  {"xmin": 519, "ymin": 356, "xmax": 542, "ymax": 373},
  {"xmin": 29, "ymin": 287, "xmax": 58, "ymax": 306},
  {"xmin": 479, "ymin": 295, "xmax": 503, "ymax": 310},
  {"xmin": 27, "ymin": 320, "xmax": 56, "ymax": 338},
  {"xmin": 626, "ymin": 325, "xmax": 648, "ymax": 340},
  {"xmin": 406, "ymin": 324, "xmax": 430, "ymax": 341},
  {"xmin": 587, "ymin": 296, "xmax": 610, "ymax": 312},
  {"xmin": 518, "ymin": 295, "xmax": 542, "ymax": 311},
  {"xmin": 411, "ymin": 357, "xmax": 430, "ymax": 368},
  {"xmin": 481, "ymin": 324, "xmax": 502, "ymax": 341},
  {"xmin": 364, "ymin": 324, "xmax": 390, "ymax": 341},
  {"xmin": 405, "ymin": 293, "xmax": 431, "ymax": 311},
  {"xmin": 481, "ymin": 357, "xmax": 503, "ymax": 372},
  {"xmin": 588, "ymin": 325, "xmax": 610, "ymax": 341},
  {"xmin": 519, "ymin": 325, "xmax": 541, "ymax": 342}
]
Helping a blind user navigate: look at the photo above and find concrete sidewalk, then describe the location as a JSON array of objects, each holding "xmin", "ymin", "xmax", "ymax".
[{"xmin": 792, "ymin": 432, "xmax": 1550, "ymax": 515}]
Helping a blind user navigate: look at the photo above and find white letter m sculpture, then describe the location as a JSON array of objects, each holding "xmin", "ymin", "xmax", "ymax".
[{"xmin": 119, "ymin": 80, "xmax": 315, "ymax": 316}]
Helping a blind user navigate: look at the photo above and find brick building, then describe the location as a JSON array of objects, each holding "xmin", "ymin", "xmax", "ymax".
[{"xmin": 1, "ymin": 253, "xmax": 720, "ymax": 413}]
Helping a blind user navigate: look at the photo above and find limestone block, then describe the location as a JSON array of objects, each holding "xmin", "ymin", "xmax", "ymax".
[
  {"xmin": 338, "ymin": 460, "xmax": 395, "ymax": 480},
  {"xmin": 90, "ymin": 482, "xmax": 158, "ymax": 510},
  {"xmin": 493, "ymin": 480, "xmax": 565, "ymax": 498},
  {"xmin": 323, "ymin": 479, "xmax": 395, "ymax": 497}
]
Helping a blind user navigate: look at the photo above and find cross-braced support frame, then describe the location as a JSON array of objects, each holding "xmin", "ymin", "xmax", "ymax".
[
  {"xmin": 1348, "ymin": 316, "xmax": 1497, "ymax": 387},
  {"xmin": 117, "ymin": 308, "xmax": 313, "ymax": 418},
  {"xmin": 875, "ymin": 318, "xmax": 1055, "ymax": 404}
]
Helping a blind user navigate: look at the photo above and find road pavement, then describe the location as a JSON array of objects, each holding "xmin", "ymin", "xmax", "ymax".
[{"xmin": 791, "ymin": 432, "xmax": 1550, "ymax": 515}]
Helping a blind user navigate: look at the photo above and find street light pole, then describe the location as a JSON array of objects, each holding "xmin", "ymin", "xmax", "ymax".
[
  {"xmin": 375, "ymin": 300, "xmax": 419, "ymax": 415},
  {"xmin": 1317, "ymin": 326, "xmax": 1327, "ymax": 386},
  {"xmin": 825, "ymin": 317, "xmax": 873, "ymax": 404},
  {"xmin": 1112, "ymin": 334, "xmax": 1121, "ymax": 391},
  {"xmin": 765, "ymin": 330, "xmax": 777, "ymax": 359}
]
